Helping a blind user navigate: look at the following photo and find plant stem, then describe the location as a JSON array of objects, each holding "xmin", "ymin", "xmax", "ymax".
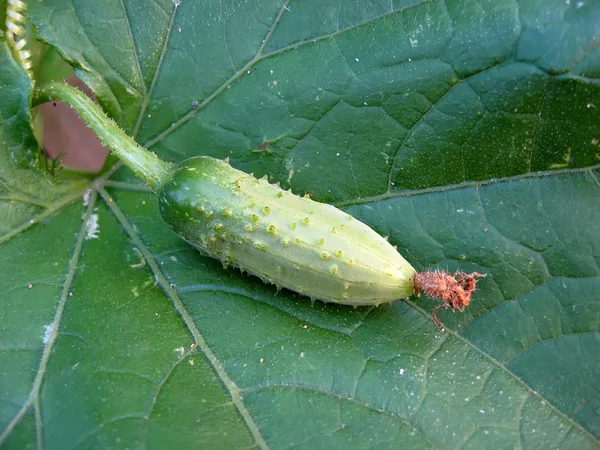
[{"xmin": 37, "ymin": 82, "xmax": 174, "ymax": 189}]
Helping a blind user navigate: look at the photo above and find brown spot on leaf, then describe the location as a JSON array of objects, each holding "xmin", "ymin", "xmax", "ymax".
[{"xmin": 257, "ymin": 141, "xmax": 270, "ymax": 151}]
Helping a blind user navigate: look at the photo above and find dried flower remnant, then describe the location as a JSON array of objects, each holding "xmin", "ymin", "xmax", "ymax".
[{"xmin": 413, "ymin": 270, "xmax": 486, "ymax": 327}]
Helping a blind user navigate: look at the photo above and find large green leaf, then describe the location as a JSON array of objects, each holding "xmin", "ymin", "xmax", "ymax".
[{"xmin": 1, "ymin": 0, "xmax": 599, "ymax": 447}]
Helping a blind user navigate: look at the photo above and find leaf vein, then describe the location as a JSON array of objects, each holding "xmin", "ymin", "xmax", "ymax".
[
  {"xmin": 0, "ymin": 190, "xmax": 97, "ymax": 447},
  {"xmin": 333, "ymin": 164, "xmax": 600, "ymax": 208},
  {"xmin": 403, "ymin": 299, "xmax": 600, "ymax": 445},
  {"xmin": 117, "ymin": 0, "xmax": 146, "ymax": 99},
  {"xmin": 142, "ymin": 0, "xmax": 292, "ymax": 149},
  {"xmin": 131, "ymin": 0, "xmax": 180, "ymax": 138},
  {"xmin": 242, "ymin": 384, "xmax": 436, "ymax": 446},
  {"xmin": 98, "ymin": 187, "xmax": 269, "ymax": 450}
]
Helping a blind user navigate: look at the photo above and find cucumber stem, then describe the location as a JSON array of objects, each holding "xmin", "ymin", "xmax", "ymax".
[{"xmin": 37, "ymin": 82, "xmax": 174, "ymax": 189}]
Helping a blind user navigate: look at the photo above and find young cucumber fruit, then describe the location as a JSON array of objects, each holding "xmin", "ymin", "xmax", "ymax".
[{"xmin": 158, "ymin": 156, "xmax": 416, "ymax": 306}]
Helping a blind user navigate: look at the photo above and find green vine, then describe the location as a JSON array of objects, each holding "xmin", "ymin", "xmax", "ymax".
[{"xmin": 36, "ymin": 83, "xmax": 175, "ymax": 189}]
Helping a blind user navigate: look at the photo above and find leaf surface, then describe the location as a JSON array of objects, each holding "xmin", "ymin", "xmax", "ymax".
[{"xmin": 1, "ymin": 0, "xmax": 599, "ymax": 447}]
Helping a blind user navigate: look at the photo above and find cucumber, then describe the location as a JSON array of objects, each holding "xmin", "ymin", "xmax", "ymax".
[{"xmin": 158, "ymin": 156, "xmax": 416, "ymax": 306}]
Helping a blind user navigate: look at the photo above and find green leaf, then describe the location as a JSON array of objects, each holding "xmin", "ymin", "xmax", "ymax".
[{"xmin": 2, "ymin": 0, "xmax": 599, "ymax": 448}]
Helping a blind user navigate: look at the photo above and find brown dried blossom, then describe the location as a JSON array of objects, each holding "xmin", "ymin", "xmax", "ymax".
[{"xmin": 414, "ymin": 270, "xmax": 486, "ymax": 327}]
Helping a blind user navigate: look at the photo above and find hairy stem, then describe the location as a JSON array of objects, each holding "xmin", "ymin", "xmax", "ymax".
[{"xmin": 36, "ymin": 82, "xmax": 174, "ymax": 189}]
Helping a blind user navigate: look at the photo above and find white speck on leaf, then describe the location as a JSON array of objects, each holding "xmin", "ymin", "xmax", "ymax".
[
  {"xmin": 82, "ymin": 189, "xmax": 92, "ymax": 206},
  {"xmin": 408, "ymin": 24, "xmax": 423, "ymax": 47},
  {"xmin": 125, "ymin": 85, "xmax": 138, "ymax": 96},
  {"xmin": 130, "ymin": 247, "xmax": 145, "ymax": 268},
  {"xmin": 399, "ymin": 368, "xmax": 405, "ymax": 375},
  {"xmin": 42, "ymin": 324, "xmax": 54, "ymax": 344},
  {"xmin": 85, "ymin": 214, "xmax": 100, "ymax": 240},
  {"xmin": 285, "ymin": 159, "xmax": 295, "ymax": 183}
]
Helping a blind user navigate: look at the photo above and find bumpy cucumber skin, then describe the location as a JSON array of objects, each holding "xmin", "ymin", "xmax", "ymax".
[{"xmin": 158, "ymin": 156, "xmax": 416, "ymax": 306}]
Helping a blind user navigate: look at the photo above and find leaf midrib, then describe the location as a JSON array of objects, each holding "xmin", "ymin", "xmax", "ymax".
[
  {"xmin": 406, "ymin": 298, "xmax": 600, "ymax": 445},
  {"xmin": 97, "ymin": 185, "xmax": 269, "ymax": 449},
  {"xmin": 0, "ymin": 190, "xmax": 98, "ymax": 447}
]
